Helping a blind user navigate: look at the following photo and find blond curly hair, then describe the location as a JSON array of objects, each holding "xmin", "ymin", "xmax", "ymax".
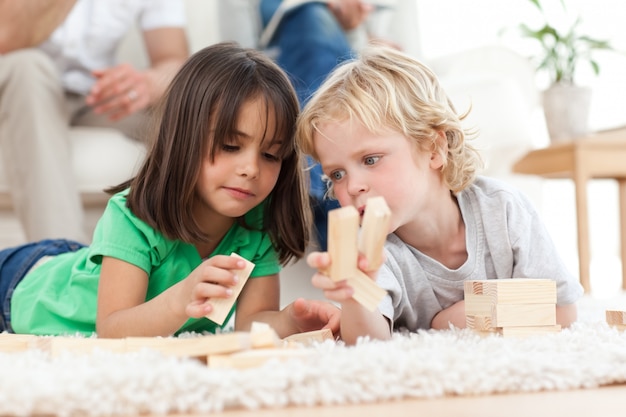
[{"xmin": 296, "ymin": 44, "xmax": 483, "ymax": 193}]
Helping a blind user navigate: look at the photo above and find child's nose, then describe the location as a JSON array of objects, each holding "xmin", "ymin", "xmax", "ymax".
[
  {"xmin": 346, "ymin": 173, "xmax": 368, "ymax": 196},
  {"xmin": 237, "ymin": 153, "xmax": 259, "ymax": 178}
]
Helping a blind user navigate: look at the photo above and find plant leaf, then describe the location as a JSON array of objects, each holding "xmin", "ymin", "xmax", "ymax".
[{"xmin": 528, "ymin": 0, "xmax": 542, "ymax": 11}]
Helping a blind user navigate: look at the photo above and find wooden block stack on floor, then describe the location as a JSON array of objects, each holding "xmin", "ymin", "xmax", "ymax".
[
  {"xmin": 464, "ymin": 279, "xmax": 561, "ymax": 338},
  {"xmin": 606, "ymin": 310, "xmax": 626, "ymax": 330}
]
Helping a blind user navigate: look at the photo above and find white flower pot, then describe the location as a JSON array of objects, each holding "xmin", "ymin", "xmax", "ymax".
[{"xmin": 542, "ymin": 84, "xmax": 592, "ymax": 143}]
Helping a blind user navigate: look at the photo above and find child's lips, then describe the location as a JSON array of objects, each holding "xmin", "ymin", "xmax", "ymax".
[{"xmin": 225, "ymin": 187, "xmax": 254, "ymax": 199}]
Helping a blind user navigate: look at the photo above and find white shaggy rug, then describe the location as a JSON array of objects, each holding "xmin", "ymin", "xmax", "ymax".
[{"xmin": 2, "ymin": 295, "xmax": 626, "ymax": 417}]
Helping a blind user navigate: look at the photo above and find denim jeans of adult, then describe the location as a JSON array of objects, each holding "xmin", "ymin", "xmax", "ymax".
[
  {"xmin": 0, "ymin": 239, "xmax": 85, "ymax": 332},
  {"xmin": 260, "ymin": 0, "xmax": 348, "ymax": 249}
]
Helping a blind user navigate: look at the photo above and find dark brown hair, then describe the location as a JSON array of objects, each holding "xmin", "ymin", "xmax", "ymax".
[{"xmin": 107, "ymin": 42, "xmax": 309, "ymax": 265}]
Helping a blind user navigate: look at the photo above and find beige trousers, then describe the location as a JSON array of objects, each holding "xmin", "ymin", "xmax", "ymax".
[{"xmin": 0, "ymin": 49, "xmax": 146, "ymax": 243}]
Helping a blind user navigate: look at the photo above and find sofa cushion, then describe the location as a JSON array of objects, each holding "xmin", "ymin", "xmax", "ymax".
[{"xmin": 0, "ymin": 127, "xmax": 145, "ymax": 204}]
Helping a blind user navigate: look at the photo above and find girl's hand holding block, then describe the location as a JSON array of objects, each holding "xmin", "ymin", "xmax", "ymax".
[{"xmin": 204, "ymin": 253, "xmax": 255, "ymax": 326}]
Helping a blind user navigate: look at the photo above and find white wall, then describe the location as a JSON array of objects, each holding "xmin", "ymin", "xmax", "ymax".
[
  {"xmin": 415, "ymin": 0, "xmax": 626, "ymax": 131},
  {"xmin": 183, "ymin": 0, "xmax": 221, "ymax": 51}
]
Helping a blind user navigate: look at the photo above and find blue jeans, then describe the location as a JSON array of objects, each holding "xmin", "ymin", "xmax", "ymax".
[
  {"xmin": 260, "ymin": 0, "xmax": 348, "ymax": 249},
  {"xmin": 0, "ymin": 239, "xmax": 85, "ymax": 332}
]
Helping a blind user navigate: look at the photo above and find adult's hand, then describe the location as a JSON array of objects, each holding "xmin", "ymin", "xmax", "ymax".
[
  {"xmin": 85, "ymin": 63, "xmax": 150, "ymax": 121},
  {"xmin": 85, "ymin": 26, "xmax": 188, "ymax": 121},
  {"xmin": 328, "ymin": 0, "xmax": 373, "ymax": 31}
]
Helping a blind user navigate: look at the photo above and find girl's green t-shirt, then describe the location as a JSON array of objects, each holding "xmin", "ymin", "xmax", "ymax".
[{"xmin": 10, "ymin": 191, "xmax": 280, "ymax": 336}]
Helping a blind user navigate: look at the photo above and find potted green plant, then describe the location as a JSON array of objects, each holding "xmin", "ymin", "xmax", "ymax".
[{"xmin": 519, "ymin": 0, "xmax": 615, "ymax": 142}]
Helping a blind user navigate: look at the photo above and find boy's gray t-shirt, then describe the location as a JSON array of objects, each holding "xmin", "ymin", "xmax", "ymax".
[{"xmin": 376, "ymin": 176, "xmax": 584, "ymax": 331}]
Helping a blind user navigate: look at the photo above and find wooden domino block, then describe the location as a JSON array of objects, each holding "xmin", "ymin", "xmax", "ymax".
[
  {"xmin": 358, "ymin": 196, "xmax": 391, "ymax": 271},
  {"xmin": 498, "ymin": 325, "xmax": 561, "ymax": 338},
  {"xmin": 249, "ymin": 322, "xmax": 281, "ymax": 348},
  {"xmin": 466, "ymin": 314, "xmax": 493, "ymax": 331},
  {"xmin": 125, "ymin": 332, "xmax": 251, "ymax": 358},
  {"xmin": 45, "ymin": 337, "xmax": 127, "ymax": 357},
  {"xmin": 348, "ymin": 270, "xmax": 387, "ymax": 312},
  {"xmin": 205, "ymin": 253, "xmax": 255, "ymax": 326},
  {"xmin": 283, "ymin": 328, "xmax": 334, "ymax": 346},
  {"xmin": 327, "ymin": 206, "xmax": 359, "ymax": 281},
  {"xmin": 491, "ymin": 303, "xmax": 556, "ymax": 327},
  {"xmin": 0, "ymin": 333, "xmax": 38, "ymax": 353},
  {"xmin": 606, "ymin": 310, "xmax": 626, "ymax": 325},
  {"xmin": 464, "ymin": 293, "xmax": 493, "ymax": 316},
  {"xmin": 464, "ymin": 279, "xmax": 557, "ymax": 305}
]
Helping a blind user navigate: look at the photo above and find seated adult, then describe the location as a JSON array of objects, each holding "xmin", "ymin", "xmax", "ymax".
[{"xmin": 0, "ymin": 0, "xmax": 189, "ymax": 243}]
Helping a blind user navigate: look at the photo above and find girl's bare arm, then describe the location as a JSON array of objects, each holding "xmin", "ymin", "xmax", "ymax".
[{"xmin": 96, "ymin": 255, "xmax": 241, "ymax": 338}]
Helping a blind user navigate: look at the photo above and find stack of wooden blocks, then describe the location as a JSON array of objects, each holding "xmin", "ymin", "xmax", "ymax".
[{"xmin": 464, "ymin": 278, "xmax": 561, "ymax": 337}]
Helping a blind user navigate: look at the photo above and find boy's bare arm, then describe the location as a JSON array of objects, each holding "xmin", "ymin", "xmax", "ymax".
[
  {"xmin": 556, "ymin": 303, "xmax": 577, "ymax": 327},
  {"xmin": 0, "ymin": 0, "xmax": 76, "ymax": 53},
  {"xmin": 430, "ymin": 300, "xmax": 466, "ymax": 330},
  {"xmin": 339, "ymin": 299, "xmax": 391, "ymax": 344}
]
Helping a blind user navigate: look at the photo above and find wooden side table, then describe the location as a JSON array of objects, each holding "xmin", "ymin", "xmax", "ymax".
[{"xmin": 512, "ymin": 127, "xmax": 626, "ymax": 293}]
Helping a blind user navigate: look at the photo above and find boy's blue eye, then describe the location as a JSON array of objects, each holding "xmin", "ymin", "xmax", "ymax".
[
  {"xmin": 330, "ymin": 170, "xmax": 345, "ymax": 181},
  {"xmin": 364, "ymin": 155, "xmax": 380, "ymax": 166}
]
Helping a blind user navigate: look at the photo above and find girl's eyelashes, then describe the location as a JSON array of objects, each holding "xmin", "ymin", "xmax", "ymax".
[
  {"xmin": 262, "ymin": 143, "xmax": 283, "ymax": 162},
  {"xmin": 263, "ymin": 152, "xmax": 281, "ymax": 162},
  {"xmin": 221, "ymin": 142, "xmax": 281, "ymax": 162},
  {"xmin": 222, "ymin": 144, "xmax": 239, "ymax": 152}
]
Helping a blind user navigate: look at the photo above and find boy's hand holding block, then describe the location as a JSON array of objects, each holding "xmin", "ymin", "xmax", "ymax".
[
  {"xmin": 206, "ymin": 253, "xmax": 255, "ymax": 326},
  {"xmin": 327, "ymin": 197, "xmax": 389, "ymax": 311}
]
